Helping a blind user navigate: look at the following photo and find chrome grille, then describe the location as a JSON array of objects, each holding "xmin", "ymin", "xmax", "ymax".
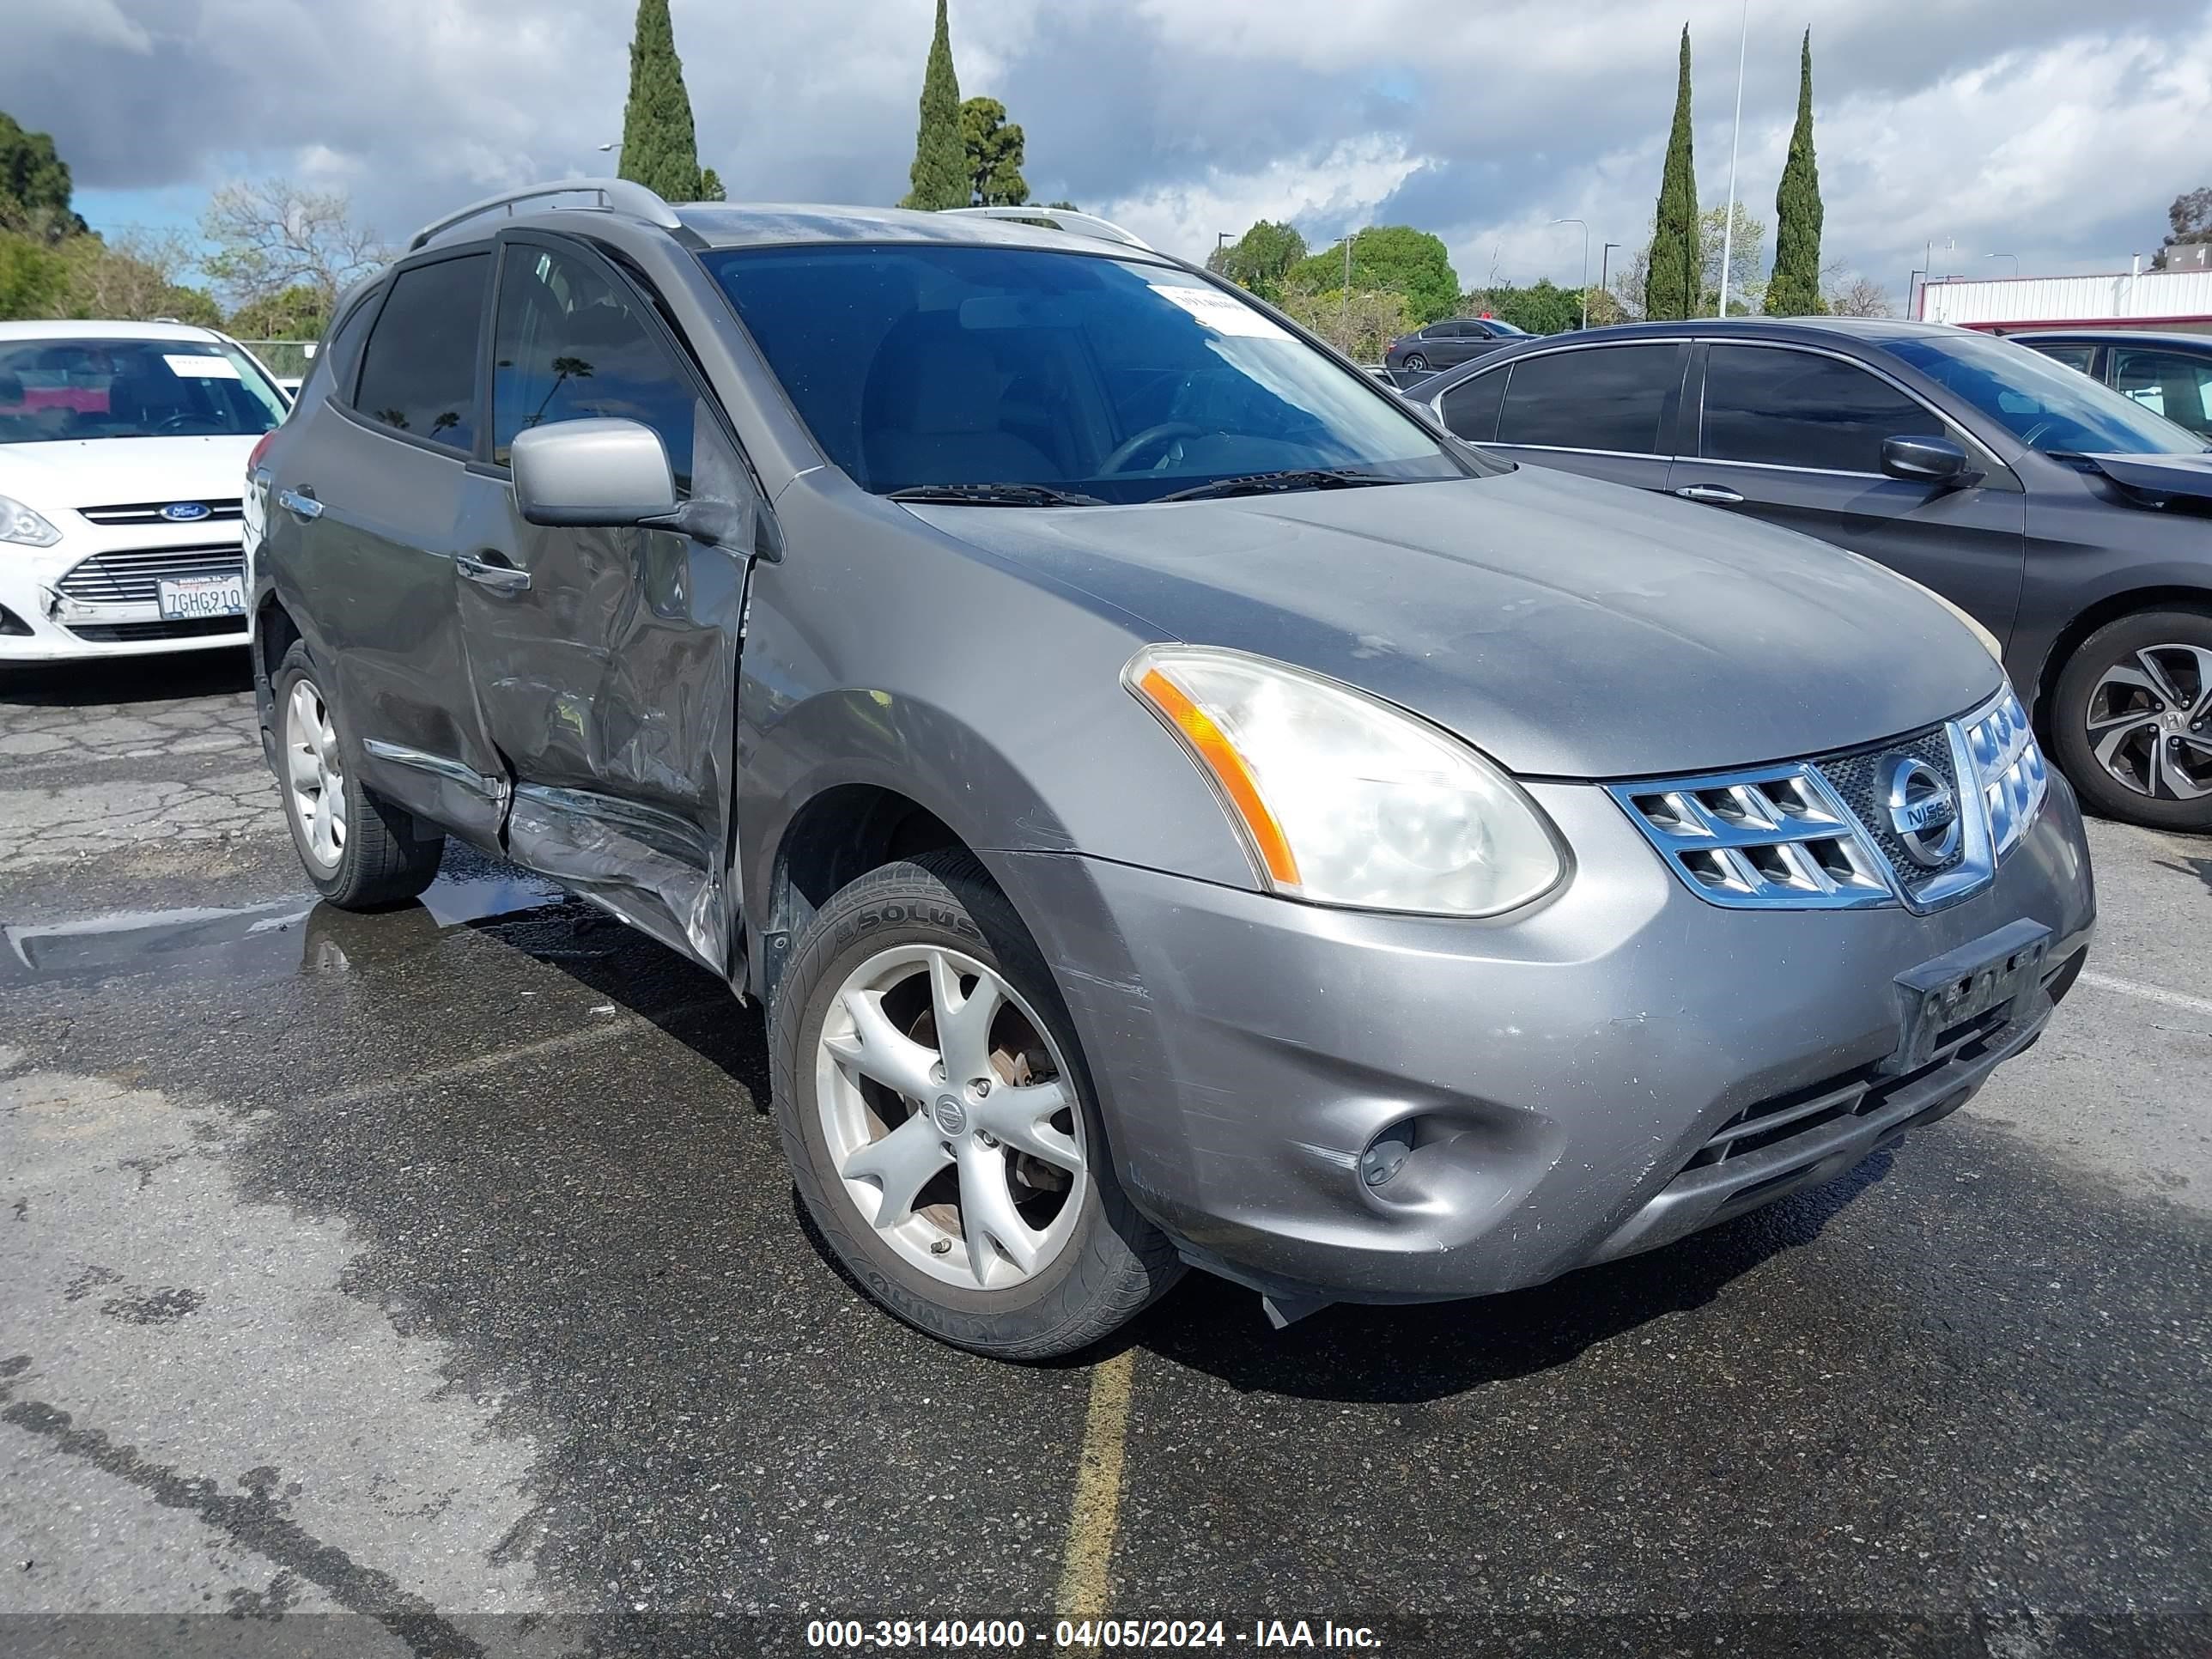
[
  {"xmin": 76, "ymin": 498, "xmax": 244, "ymax": 526},
  {"xmin": 1612, "ymin": 688, "xmax": 2051, "ymax": 914},
  {"xmin": 55, "ymin": 544, "xmax": 245, "ymax": 605}
]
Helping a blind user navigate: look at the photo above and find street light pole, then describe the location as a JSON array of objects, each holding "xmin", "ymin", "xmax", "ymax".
[
  {"xmin": 1984, "ymin": 252, "xmax": 2020, "ymax": 276},
  {"xmin": 1717, "ymin": 0, "xmax": 1747, "ymax": 317},
  {"xmin": 1601, "ymin": 241, "xmax": 1620, "ymax": 316},
  {"xmin": 1551, "ymin": 217, "xmax": 1589, "ymax": 330}
]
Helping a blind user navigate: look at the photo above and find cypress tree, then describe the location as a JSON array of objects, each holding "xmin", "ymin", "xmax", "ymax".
[
  {"xmin": 1644, "ymin": 26, "xmax": 1699, "ymax": 322},
  {"xmin": 617, "ymin": 0, "xmax": 704, "ymax": 202},
  {"xmin": 1765, "ymin": 30, "xmax": 1826, "ymax": 315},
  {"xmin": 899, "ymin": 1, "xmax": 967, "ymax": 210}
]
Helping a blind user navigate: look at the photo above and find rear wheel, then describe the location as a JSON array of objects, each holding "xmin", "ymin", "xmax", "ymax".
[
  {"xmin": 2050, "ymin": 608, "xmax": 2212, "ymax": 831},
  {"xmin": 769, "ymin": 850, "xmax": 1182, "ymax": 1358},
  {"xmin": 274, "ymin": 641, "xmax": 444, "ymax": 907},
  {"xmin": 1402, "ymin": 352, "xmax": 1429, "ymax": 372}
]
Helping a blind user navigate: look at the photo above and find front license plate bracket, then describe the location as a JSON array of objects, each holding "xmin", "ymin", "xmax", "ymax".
[{"xmin": 1885, "ymin": 918, "xmax": 2052, "ymax": 1077}]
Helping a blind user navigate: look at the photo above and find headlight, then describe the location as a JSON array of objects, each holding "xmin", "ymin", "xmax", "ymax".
[
  {"xmin": 1126, "ymin": 644, "xmax": 1565, "ymax": 916},
  {"xmin": 0, "ymin": 493, "xmax": 60, "ymax": 548}
]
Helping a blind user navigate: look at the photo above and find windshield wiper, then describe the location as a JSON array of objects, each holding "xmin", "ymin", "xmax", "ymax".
[
  {"xmin": 1156, "ymin": 467, "xmax": 1400, "ymax": 502},
  {"xmin": 885, "ymin": 482, "xmax": 1104, "ymax": 507}
]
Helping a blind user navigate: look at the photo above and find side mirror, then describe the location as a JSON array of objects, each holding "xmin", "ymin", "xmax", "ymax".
[
  {"xmin": 511, "ymin": 418, "xmax": 677, "ymax": 527},
  {"xmin": 1881, "ymin": 434, "xmax": 1978, "ymax": 488}
]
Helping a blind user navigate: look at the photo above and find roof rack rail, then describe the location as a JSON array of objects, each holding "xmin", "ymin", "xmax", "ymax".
[
  {"xmin": 940, "ymin": 206, "xmax": 1152, "ymax": 251},
  {"xmin": 406, "ymin": 178, "xmax": 684, "ymax": 252}
]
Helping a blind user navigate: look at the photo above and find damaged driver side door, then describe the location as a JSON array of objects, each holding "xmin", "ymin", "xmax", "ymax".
[{"xmin": 453, "ymin": 232, "xmax": 764, "ymax": 977}]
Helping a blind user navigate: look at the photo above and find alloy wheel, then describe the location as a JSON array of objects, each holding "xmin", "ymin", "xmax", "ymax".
[
  {"xmin": 284, "ymin": 678, "xmax": 348, "ymax": 867},
  {"xmin": 2085, "ymin": 644, "xmax": 2212, "ymax": 801},
  {"xmin": 1404, "ymin": 354, "xmax": 1428, "ymax": 371},
  {"xmin": 813, "ymin": 943, "xmax": 1088, "ymax": 1291}
]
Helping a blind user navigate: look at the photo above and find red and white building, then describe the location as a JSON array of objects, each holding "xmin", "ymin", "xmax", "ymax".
[{"xmin": 1918, "ymin": 249, "xmax": 2212, "ymax": 336}]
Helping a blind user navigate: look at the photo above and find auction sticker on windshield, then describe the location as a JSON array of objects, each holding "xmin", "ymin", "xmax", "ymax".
[
  {"xmin": 157, "ymin": 574, "xmax": 246, "ymax": 620},
  {"xmin": 1149, "ymin": 283, "xmax": 1293, "ymax": 339},
  {"xmin": 161, "ymin": 354, "xmax": 240, "ymax": 379}
]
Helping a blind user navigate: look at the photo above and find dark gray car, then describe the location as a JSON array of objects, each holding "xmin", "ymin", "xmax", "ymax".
[
  {"xmin": 1383, "ymin": 315, "xmax": 1527, "ymax": 374},
  {"xmin": 245, "ymin": 185, "xmax": 2094, "ymax": 1358},
  {"xmin": 1408, "ymin": 318, "xmax": 2212, "ymax": 834}
]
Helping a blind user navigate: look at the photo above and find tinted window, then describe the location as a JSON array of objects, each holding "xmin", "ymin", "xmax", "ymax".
[
  {"xmin": 1886, "ymin": 332, "xmax": 2204, "ymax": 456},
  {"xmin": 705, "ymin": 244, "xmax": 1469, "ymax": 503},
  {"xmin": 0, "ymin": 337, "xmax": 285, "ymax": 445},
  {"xmin": 319, "ymin": 293, "xmax": 381, "ymax": 404},
  {"xmin": 1439, "ymin": 369, "xmax": 1505, "ymax": 442},
  {"xmin": 353, "ymin": 253, "xmax": 489, "ymax": 453},
  {"xmin": 2026, "ymin": 342, "xmax": 2094, "ymax": 373},
  {"xmin": 491, "ymin": 244, "xmax": 698, "ymax": 489},
  {"xmin": 1497, "ymin": 344, "xmax": 1679, "ymax": 453},
  {"xmin": 1701, "ymin": 344, "xmax": 1942, "ymax": 472},
  {"xmin": 1479, "ymin": 319, "xmax": 1528, "ymax": 336},
  {"xmin": 2112, "ymin": 349, "xmax": 2212, "ymax": 439}
]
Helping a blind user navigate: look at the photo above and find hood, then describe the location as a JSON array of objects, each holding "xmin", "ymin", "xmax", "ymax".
[
  {"xmin": 912, "ymin": 465, "xmax": 2003, "ymax": 779},
  {"xmin": 2079, "ymin": 449, "xmax": 2212, "ymax": 509},
  {"xmin": 0, "ymin": 435, "xmax": 262, "ymax": 514}
]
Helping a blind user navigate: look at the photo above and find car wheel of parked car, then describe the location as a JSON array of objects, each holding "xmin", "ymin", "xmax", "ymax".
[
  {"xmin": 769, "ymin": 849, "xmax": 1183, "ymax": 1358},
  {"xmin": 2051, "ymin": 608, "xmax": 2212, "ymax": 831},
  {"xmin": 274, "ymin": 641, "xmax": 445, "ymax": 907},
  {"xmin": 1402, "ymin": 353, "xmax": 1428, "ymax": 372}
]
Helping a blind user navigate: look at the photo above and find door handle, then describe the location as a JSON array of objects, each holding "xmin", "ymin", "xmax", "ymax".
[
  {"xmin": 1673, "ymin": 484, "xmax": 1745, "ymax": 505},
  {"xmin": 276, "ymin": 487, "xmax": 323, "ymax": 521},
  {"xmin": 455, "ymin": 553, "xmax": 531, "ymax": 593}
]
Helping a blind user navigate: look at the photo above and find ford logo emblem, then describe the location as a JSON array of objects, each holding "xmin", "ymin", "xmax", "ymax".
[
  {"xmin": 161, "ymin": 501, "xmax": 212, "ymax": 522},
  {"xmin": 1879, "ymin": 754, "xmax": 1960, "ymax": 867}
]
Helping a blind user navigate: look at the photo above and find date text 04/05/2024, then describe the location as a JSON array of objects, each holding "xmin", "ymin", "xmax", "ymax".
[{"xmin": 803, "ymin": 1619, "xmax": 1384, "ymax": 1649}]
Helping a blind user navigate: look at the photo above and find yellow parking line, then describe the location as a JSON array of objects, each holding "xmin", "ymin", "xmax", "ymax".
[{"xmin": 1055, "ymin": 1347, "xmax": 1136, "ymax": 1622}]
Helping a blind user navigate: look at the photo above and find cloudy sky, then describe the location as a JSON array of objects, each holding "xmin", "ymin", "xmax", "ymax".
[{"xmin": 4, "ymin": 0, "xmax": 2208, "ymax": 307}]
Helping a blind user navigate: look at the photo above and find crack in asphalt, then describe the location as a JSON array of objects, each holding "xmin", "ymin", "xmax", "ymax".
[{"xmin": 0, "ymin": 1372, "xmax": 483, "ymax": 1659}]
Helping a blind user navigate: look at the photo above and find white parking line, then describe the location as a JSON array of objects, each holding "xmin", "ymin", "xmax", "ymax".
[{"xmin": 2078, "ymin": 969, "xmax": 2212, "ymax": 1021}]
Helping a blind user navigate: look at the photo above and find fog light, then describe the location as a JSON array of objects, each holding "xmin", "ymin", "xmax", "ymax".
[{"xmin": 1360, "ymin": 1121, "xmax": 1414, "ymax": 1188}]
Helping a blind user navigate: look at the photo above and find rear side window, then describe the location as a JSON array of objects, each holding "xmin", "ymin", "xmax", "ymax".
[
  {"xmin": 353, "ymin": 252, "xmax": 489, "ymax": 453},
  {"xmin": 318, "ymin": 292, "xmax": 381, "ymax": 404},
  {"xmin": 1438, "ymin": 369, "xmax": 1505, "ymax": 442},
  {"xmin": 2027, "ymin": 342, "xmax": 2094, "ymax": 373},
  {"xmin": 1497, "ymin": 344, "xmax": 1680, "ymax": 454},
  {"xmin": 490, "ymin": 243, "xmax": 698, "ymax": 489},
  {"xmin": 2112, "ymin": 348, "xmax": 2212, "ymax": 438},
  {"xmin": 1701, "ymin": 344, "xmax": 1942, "ymax": 472}
]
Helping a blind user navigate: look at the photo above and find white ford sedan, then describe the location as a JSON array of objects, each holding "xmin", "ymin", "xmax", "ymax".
[{"xmin": 0, "ymin": 320, "xmax": 289, "ymax": 661}]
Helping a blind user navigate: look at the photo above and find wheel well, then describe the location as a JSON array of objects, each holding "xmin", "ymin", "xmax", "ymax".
[
  {"xmin": 255, "ymin": 595, "xmax": 300, "ymax": 686},
  {"xmin": 2033, "ymin": 586, "xmax": 2212, "ymax": 726},
  {"xmin": 758, "ymin": 785, "xmax": 965, "ymax": 1005}
]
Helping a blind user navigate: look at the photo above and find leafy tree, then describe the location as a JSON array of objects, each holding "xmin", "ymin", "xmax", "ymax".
[
  {"xmin": 202, "ymin": 179, "xmax": 386, "ymax": 317},
  {"xmin": 227, "ymin": 283, "xmax": 331, "ymax": 340},
  {"xmin": 2153, "ymin": 186, "xmax": 2212, "ymax": 270},
  {"xmin": 1644, "ymin": 26, "xmax": 1699, "ymax": 321},
  {"xmin": 58, "ymin": 229, "xmax": 216, "ymax": 323},
  {"xmin": 1765, "ymin": 29, "xmax": 1825, "ymax": 316},
  {"xmin": 1274, "ymin": 282, "xmax": 1408, "ymax": 361},
  {"xmin": 0, "ymin": 232, "xmax": 70, "ymax": 318},
  {"xmin": 1213, "ymin": 221, "xmax": 1306, "ymax": 302},
  {"xmin": 1699, "ymin": 203, "xmax": 1765, "ymax": 315},
  {"xmin": 900, "ymin": 1, "xmax": 967, "ymax": 210},
  {"xmin": 617, "ymin": 0, "xmax": 705, "ymax": 202},
  {"xmin": 1822, "ymin": 272, "xmax": 1893, "ymax": 317},
  {"xmin": 0, "ymin": 112, "xmax": 83, "ymax": 240},
  {"xmin": 1462, "ymin": 279, "xmax": 1583, "ymax": 336},
  {"xmin": 960, "ymin": 98, "xmax": 1028, "ymax": 207},
  {"xmin": 1042, "ymin": 200, "xmax": 1079, "ymax": 212},
  {"xmin": 1291, "ymin": 226, "xmax": 1458, "ymax": 325},
  {"xmin": 699, "ymin": 167, "xmax": 726, "ymax": 203}
]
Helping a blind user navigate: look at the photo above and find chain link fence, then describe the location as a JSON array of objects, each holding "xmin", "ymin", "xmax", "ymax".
[{"xmin": 234, "ymin": 339, "xmax": 317, "ymax": 379}]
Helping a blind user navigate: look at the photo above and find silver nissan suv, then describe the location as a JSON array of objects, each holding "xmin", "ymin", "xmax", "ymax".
[{"xmin": 246, "ymin": 183, "xmax": 2095, "ymax": 1358}]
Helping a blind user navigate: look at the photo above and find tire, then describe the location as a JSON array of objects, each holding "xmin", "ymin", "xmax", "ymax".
[
  {"xmin": 273, "ymin": 641, "xmax": 445, "ymax": 907},
  {"xmin": 1402, "ymin": 353, "xmax": 1429, "ymax": 372},
  {"xmin": 769, "ymin": 850, "xmax": 1183, "ymax": 1358},
  {"xmin": 2050, "ymin": 606, "xmax": 2212, "ymax": 832}
]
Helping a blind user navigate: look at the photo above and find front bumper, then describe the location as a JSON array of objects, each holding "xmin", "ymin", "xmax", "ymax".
[
  {"xmin": 0, "ymin": 541, "xmax": 250, "ymax": 662},
  {"xmin": 1000, "ymin": 775, "xmax": 2094, "ymax": 1307}
]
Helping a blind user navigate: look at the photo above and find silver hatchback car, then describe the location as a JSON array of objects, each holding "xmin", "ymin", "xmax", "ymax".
[{"xmin": 246, "ymin": 183, "xmax": 2094, "ymax": 1358}]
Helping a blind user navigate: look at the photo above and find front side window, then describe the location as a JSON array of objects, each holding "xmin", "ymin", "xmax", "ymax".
[
  {"xmin": 0, "ymin": 337, "xmax": 286, "ymax": 445},
  {"xmin": 704, "ymin": 243, "xmax": 1472, "ymax": 503},
  {"xmin": 2111, "ymin": 349, "xmax": 2212, "ymax": 439},
  {"xmin": 353, "ymin": 252, "xmax": 489, "ymax": 453},
  {"xmin": 1438, "ymin": 369, "xmax": 1506, "ymax": 442},
  {"xmin": 1495, "ymin": 343, "xmax": 1680, "ymax": 454},
  {"xmin": 1886, "ymin": 331, "xmax": 2208, "ymax": 456},
  {"xmin": 491, "ymin": 244, "xmax": 698, "ymax": 489},
  {"xmin": 1701, "ymin": 344, "xmax": 1943, "ymax": 473},
  {"xmin": 2025, "ymin": 342, "xmax": 2095, "ymax": 373}
]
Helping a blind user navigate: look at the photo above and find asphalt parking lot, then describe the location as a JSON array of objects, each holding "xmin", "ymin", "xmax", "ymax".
[{"xmin": 2, "ymin": 651, "xmax": 2207, "ymax": 1659}]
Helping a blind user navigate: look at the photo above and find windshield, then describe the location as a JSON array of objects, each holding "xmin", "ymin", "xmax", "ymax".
[
  {"xmin": 1886, "ymin": 332, "xmax": 2208, "ymax": 457},
  {"xmin": 1480, "ymin": 319, "xmax": 1527, "ymax": 335},
  {"xmin": 0, "ymin": 337, "xmax": 286, "ymax": 445},
  {"xmin": 704, "ymin": 244, "xmax": 1469, "ymax": 503}
]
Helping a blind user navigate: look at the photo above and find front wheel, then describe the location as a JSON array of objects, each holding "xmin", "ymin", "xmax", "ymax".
[
  {"xmin": 274, "ymin": 641, "xmax": 445, "ymax": 907},
  {"xmin": 2049, "ymin": 608, "xmax": 2212, "ymax": 830},
  {"xmin": 769, "ymin": 850, "xmax": 1182, "ymax": 1358}
]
